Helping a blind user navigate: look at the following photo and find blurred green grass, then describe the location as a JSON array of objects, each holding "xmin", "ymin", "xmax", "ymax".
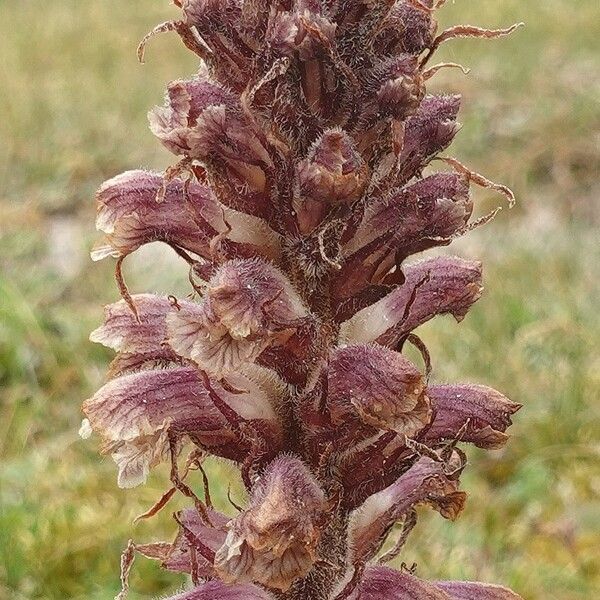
[{"xmin": 0, "ymin": 0, "xmax": 599, "ymax": 599}]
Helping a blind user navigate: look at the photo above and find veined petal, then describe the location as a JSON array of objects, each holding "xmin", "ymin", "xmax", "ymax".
[
  {"xmin": 168, "ymin": 259, "xmax": 310, "ymax": 377},
  {"xmin": 215, "ymin": 456, "xmax": 327, "ymax": 591},
  {"xmin": 82, "ymin": 367, "xmax": 219, "ymax": 486},
  {"xmin": 348, "ymin": 456, "xmax": 466, "ymax": 565},
  {"xmin": 162, "ymin": 580, "xmax": 275, "ymax": 600},
  {"xmin": 93, "ymin": 170, "xmax": 216, "ymax": 261},
  {"xmin": 82, "ymin": 366, "xmax": 284, "ymax": 485},
  {"xmin": 93, "ymin": 169, "xmax": 279, "ymax": 262},
  {"xmin": 424, "ymin": 385, "xmax": 522, "ymax": 449},
  {"xmin": 339, "ymin": 256, "xmax": 483, "ymax": 346},
  {"xmin": 348, "ymin": 566, "xmax": 451, "ymax": 600},
  {"xmin": 90, "ymin": 294, "xmax": 172, "ymax": 353},
  {"xmin": 328, "ymin": 344, "xmax": 431, "ymax": 439},
  {"xmin": 212, "ymin": 259, "xmax": 308, "ymax": 334},
  {"xmin": 435, "ymin": 580, "xmax": 523, "ymax": 600}
]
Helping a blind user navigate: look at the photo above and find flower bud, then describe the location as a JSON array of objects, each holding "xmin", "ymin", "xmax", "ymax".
[
  {"xmin": 295, "ymin": 129, "xmax": 368, "ymax": 232},
  {"xmin": 269, "ymin": 9, "xmax": 336, "ymax": 60},
  {"xmin": 182, "ymin": 0, "xmax": 241, "ymax": 30},
  {"xmin": 215, "ymin": 456, "xmax": 327, "ymax": 591},
  {"xmin": 397, "ymin": 94, "xmax": 462, "ymax": 185},
  {"xmin": 339, "ymin": 256, "xmax": 483, "ymax": 346},
  {"xmin": 436, "ymin": 580, "xmax": 524, "ymax": 599},
  {"xmin": 375, "ymin": 55, "xmax": 424, "ymax": 121},
  {"xmin": 345, "ymin": 567, "xmax": 524, "ymax": 599},
  {"xmin": 346, "ymin": 567, "xmax": 450, "ymax": 600},
  {"xmin": 374, "ymin": 1, "xmax": 438, "ymax": 56}
]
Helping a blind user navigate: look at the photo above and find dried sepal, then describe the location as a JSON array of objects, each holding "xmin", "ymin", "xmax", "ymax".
[
  {"xmin": 137, "ymin": 507, "xmax": 228, "ymax": 577},
  {"xmin": 214, "ymin": 456, "xmax": 327, "ymax": 591}
]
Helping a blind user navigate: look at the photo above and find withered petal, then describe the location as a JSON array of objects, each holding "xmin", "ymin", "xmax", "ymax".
[{"xmin": 215, "ymin": 456, "xmax": 326, "ymax": 591}]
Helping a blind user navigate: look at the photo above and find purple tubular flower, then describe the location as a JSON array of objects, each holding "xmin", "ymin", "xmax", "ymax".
[
  {"xmin": 339, "ymin": 256, "xmax": 484, "ymax": 345},
  {"xmin": 327, "ymin": 344, "xmax": 431, "ymax": 440},
  {"xmin": 424, "ymin": 384, "xmax": 523, "ymax": 449},
  {"xmin": 348, "ymin": 456, "xmax": 466, "ymax": 565},
  {"xmin": 86, "ymin": 1, "xmax": 524, "ymax": 598},
  {"xmin": 162, "ymin": 580, "xmax": 275, "ymax": 600},
  {"xmin": 348, "ymin": 567, "xmax": 522, "ymax": 600},
  {"xmin": 92, "ymin": 169, "xmax": 280, "ymax": 262},
  {"xmin": 334, "ymin": 174, "xmax": 473, "ymax": 300}
]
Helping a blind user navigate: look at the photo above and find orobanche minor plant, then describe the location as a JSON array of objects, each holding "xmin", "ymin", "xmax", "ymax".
[{"xmin": 81, "ymin": 1, "xmax": 524, "ymax": 599}]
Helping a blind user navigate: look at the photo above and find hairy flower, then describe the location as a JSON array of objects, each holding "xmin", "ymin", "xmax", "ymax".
[
  {"xmin": 85, "ymin": 2, "xmax": 524, "ymax": 599},
  {"xmin": 214, "ymin": 456, "xmax": 327, "ymax": 591},
  {"xmin": 167, "ymin": 258, "xmax": 310, "ymax": 377}
]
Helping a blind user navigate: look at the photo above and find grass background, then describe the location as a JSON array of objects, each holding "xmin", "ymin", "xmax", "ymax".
[{"xmin": 1, "ymin": 0, "xmax": 599, "ymax": 598}]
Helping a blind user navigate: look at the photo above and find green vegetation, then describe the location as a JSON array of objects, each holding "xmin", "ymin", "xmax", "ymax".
[{"xmin": 1, "ymin": 1, "xmax": 598, "ymax": 598}]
